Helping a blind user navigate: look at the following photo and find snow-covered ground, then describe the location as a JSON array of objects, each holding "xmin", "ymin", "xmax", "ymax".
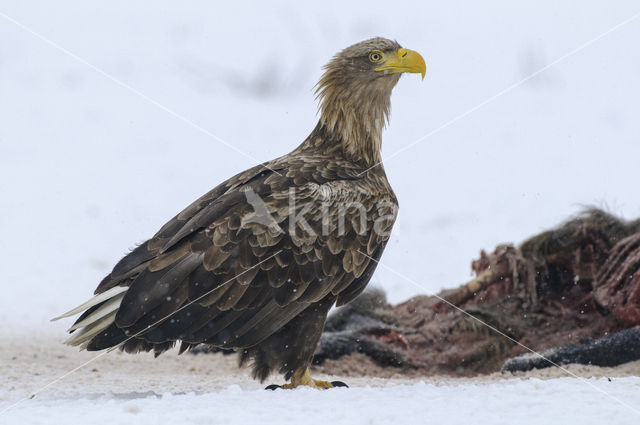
[
  {"xmin": 2, "ymin": 333, "xmax": 640, "ymax": 425},
  {"xmin": 7, "ymin": 377, "xmax": 640, "ymax": 425},
  {"xmin": 1, "ymin": 1, "xmax": 640, "ymax": 424}
]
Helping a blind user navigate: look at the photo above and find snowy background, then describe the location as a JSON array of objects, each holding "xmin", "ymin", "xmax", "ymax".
[{"xmin": 1, "ymin": 1, "xmax": 640, "ymax": 423}]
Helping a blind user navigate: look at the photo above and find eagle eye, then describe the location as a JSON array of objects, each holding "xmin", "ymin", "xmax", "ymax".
[{"xmin": 369, "ymin": 51, "xmax": 383, "ymax": 63}]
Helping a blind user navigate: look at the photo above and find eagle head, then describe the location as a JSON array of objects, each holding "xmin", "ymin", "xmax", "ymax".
[{"xmin": 314, "ymin": 37, "xmax": 426, "ymax": 164}]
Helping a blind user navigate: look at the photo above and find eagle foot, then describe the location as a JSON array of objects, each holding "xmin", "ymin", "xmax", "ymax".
[{"xmin": 264, "ymin": 368, "xmax": 348, "ymax": 390}]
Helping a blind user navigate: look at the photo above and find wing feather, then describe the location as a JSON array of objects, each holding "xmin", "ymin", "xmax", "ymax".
[{"xmin": 115, "ymin": 252, "xmax": 202, "ymax": 327}]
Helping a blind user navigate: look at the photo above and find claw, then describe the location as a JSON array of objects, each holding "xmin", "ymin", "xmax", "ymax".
[
  {"xmin": 265, "ymin": 384, "xmax": 281, "ymax": 391},
  {"xmin": 265, "ymin": 368, "xmax": 349, "ymax": 390}
]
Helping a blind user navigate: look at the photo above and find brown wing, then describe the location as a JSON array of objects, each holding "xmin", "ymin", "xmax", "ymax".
[{"xmin": 85, "ymin": 157, "xmax": 397, "ymax": 351}]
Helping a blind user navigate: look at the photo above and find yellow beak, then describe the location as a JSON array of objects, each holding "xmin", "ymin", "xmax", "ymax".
[{"xmin": 375, "ymin": 48, "xmax": 426, "ymax": 80}]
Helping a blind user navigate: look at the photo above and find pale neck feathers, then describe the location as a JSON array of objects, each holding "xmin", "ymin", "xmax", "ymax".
[{"xmin": 307, "ymin": 58, "xmax": 401, "ymax": 166}]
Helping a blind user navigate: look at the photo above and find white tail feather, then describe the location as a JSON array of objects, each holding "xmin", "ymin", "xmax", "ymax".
[
  {"xmin": 51, "ymin": 286, "xmax": 128, "ymax": 322},
  {"xmin": 64, "ymin": 310, "xmax": 117, "ymax": 347},
  {"xmin": 67, "ymin": 292, "xmax": 126, "ymax": 331}
]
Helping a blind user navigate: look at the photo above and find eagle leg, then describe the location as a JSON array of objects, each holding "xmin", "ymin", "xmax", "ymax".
[{"xmin": 266, "ymin": 368, "xmax": 348, "ymax": 390}]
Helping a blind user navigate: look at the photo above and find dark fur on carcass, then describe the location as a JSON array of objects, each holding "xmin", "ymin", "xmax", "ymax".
[
  {"xmin": 503, "ymin": 328, "xmax": 640, "ymax": 372},
  {"xmin": 313, "ymin": 288, "xmax": 411, "ymax": 368}
]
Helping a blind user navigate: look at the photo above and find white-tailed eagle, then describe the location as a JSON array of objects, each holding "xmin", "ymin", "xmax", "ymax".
[{"xmin": 53, "ymin": 37, "xmax": 425, "ymax": 389}]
